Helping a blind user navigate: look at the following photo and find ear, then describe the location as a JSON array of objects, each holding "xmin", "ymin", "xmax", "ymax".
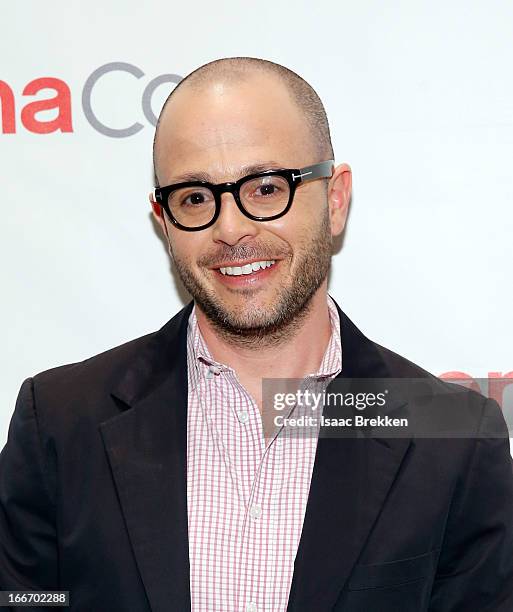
[
  {"xmin": 327, "ymin": 163, "xmax": 352, "ymax": 237},
  {"xmin": 149, "ymin": 191, "xmax": 170, "ymax": 240}
]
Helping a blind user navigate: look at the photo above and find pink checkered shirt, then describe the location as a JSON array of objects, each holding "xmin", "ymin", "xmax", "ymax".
[{"xmin": 186, "ymin": 295, "xmax": 342, "ymax": 612}]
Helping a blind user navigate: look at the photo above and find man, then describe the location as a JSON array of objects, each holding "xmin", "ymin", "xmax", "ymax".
[{"xmin": 1, "ymin": 57, "xmax": 512, "ymax": 612}]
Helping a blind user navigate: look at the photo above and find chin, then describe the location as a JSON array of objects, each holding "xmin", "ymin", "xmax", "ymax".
[{"xmin": 206, "ymin": 300, "xmax": 280, "ymax": 332}]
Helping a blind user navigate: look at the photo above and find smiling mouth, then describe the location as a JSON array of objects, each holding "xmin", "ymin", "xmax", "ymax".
[{"xmin": 217, "ymin": 260, "xmax": 277, "ymax": 277}]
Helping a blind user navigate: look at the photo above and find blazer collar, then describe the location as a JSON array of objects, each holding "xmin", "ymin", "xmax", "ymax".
[{"xmin": 102, "ymin": 297, "xmax": 411, "ymax": 612}]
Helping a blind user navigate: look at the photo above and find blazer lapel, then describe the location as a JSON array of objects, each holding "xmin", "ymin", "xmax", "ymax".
[
  {"xmin": 286, "ymin": 300, "xmax": 412, "ymax": 611},
  {"xmin": 100, "ymin": 301, "xmax": 194, "ymax": 612}
]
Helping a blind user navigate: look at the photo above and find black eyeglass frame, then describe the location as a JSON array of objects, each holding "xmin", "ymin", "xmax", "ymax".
[{"xmin": 152, "ymin": 159, "xmax": 335, "ymax": 232}]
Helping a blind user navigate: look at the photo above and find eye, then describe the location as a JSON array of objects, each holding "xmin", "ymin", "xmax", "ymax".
[
  {"xmin": 170, "ymin": 187, "xmax": 215, "ymax": 208},
  {"xmin": 245, "ymin": 176, "xmax": 288, "ymax": 199},
  {"xmin": 183, "ymin": 192, "xmax": 207, "ymax": 206},
  {"xmin": 255, "ymin": 183, "xmax": 279, "ymax": 197}
]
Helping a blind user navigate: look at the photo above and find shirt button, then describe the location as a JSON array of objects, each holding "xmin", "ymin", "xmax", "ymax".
[
  {"xmin": 237, "ymin": 410, "xmax": 249, "ymax": 424},
  {"xmin": 205, "ymin": 365, "xmax": 221, "ymax": 379},
  {"xmin": 250, "ymin": 504, "xmax": 262, "ymax": 520},
  {"xmin": 246, "ymin": 602, "xmax": 258, "ymax": 612}
]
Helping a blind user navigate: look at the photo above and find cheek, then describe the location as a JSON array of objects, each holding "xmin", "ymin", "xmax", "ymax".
[
  {"xmin": 262, "ymin": 219, "xmax": 308, "ymax": 254},
  {"xmin": 169, "ymin": 230, "xmax": 207, "ymax": 266},
  {"xmin": 288, "ymin": 193, "xmax": 324, "ymax": 231},
  {"xmin": 265, "ymin": 207, "xmax": 310, "ymax": 242},
  {"xmin": 270, "ymin": 210, "xmax": 317, "ymax": 246}
]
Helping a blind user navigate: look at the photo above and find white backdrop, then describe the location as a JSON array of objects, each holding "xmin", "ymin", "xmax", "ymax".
[{"xmin": 1, "ymin": 1, "xmax": 512, "ymax": 450}]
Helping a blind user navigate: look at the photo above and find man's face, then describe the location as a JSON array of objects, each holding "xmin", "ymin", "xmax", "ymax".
[{"xmin": 152, "ymin": 73, "xmax": 349, "ymax": 338}]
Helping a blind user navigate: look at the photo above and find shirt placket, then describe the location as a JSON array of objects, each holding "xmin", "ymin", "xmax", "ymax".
[
  {"xmin": 228, "ymin": 382, "xmax": 281, "ymax": 612},
  {"xmin": 207, "ymin": 369, "xmax": 266, "ymax": 612}
]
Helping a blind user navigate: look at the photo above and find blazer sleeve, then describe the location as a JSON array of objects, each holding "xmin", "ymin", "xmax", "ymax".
[
  {"xmin": 428, "ymin": 397, "xmax": 513, "ymax": 611},
  {"xmin": 0, "ymin": 377, "xmax": 59, "ymax": 590}
]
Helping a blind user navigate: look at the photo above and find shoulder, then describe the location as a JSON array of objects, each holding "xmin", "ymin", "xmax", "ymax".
[
  {"xmin": 334, "ymin": 300, "xmax": 493, "ymax": 416},
  {"xmin": 373, "ymin": 338, "xmax": 491, "ymax": 412},
  {"xmin": 23, "ymin": 302, "xmax": 193, "ymax": 434},
  {"xmin": 20, "ymin": 331, "xmax": 159, "ymax": 437},
  {"xmin": 29, "ymin": 302, "xmax": 193, "ymax": 401},
  {"xmin": 31, "ymin": 329, "xmax": 157, "ymax": 398}
]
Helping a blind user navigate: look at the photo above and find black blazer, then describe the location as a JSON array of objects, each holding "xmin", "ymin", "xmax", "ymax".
[{"xmin": 1, "ymin": 299, "xmax": 512, "ymax": 611}]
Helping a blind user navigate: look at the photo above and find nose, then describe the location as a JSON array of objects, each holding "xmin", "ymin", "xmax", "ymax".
[{"xmin": 211, "ymin": 191, "xmax": 259, "ymax": 245}]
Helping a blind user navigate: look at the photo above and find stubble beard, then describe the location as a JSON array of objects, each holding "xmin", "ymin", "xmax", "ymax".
[{"xmin": 169, "ymin": 208, "xmax": 333, "ymax": 349}]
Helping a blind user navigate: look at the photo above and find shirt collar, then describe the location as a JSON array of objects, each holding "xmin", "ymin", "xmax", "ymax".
[
  {"xmin": 312, "ymin": 293, "xmax": 342, "ymax": 379},
  {"xmin": 187, "ymin": 308, "xmax": 221, "ymax": 392},
  {"xmin": 187, "ymin": 293, "xmax": 342, "ymax": 391}
]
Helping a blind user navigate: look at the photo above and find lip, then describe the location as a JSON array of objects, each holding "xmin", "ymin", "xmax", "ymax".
[
  {"xmin": 209, "ymin": 257, "xmax": 279, "ymax": 270},
  {"xmin": 211, "ymin": 259, "xmax": 280, "ymax": 287}
]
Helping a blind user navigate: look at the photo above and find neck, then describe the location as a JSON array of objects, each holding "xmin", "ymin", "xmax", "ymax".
[{"xmin": 194, "ymin": 284, "xmax": 333, "ymax": 382}]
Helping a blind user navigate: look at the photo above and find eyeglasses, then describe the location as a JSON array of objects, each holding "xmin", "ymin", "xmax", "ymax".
[{"xmin": 152, "ymin": 160, "xmax": 334, "ymax": 231}]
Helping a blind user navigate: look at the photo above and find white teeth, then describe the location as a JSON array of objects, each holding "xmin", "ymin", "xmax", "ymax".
[{"xmin": 219, "ymin": 260, "xmax": 276, "ymax": 276}]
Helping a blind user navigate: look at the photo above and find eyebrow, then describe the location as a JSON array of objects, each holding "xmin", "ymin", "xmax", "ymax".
[{"xmin": 167, "ymin": 161, "xmax": 287, "ymax": 184}]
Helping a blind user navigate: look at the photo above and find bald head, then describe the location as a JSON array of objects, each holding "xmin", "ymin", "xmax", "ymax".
[{"xmin": 152, "ymin": 57, "xmax": 334, "ymax": 186}]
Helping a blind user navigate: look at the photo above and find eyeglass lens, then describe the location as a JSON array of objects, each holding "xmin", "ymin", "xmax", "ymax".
[{"xmin": 168, "ymin": 174, "xmax": 290, "ymax": 228}]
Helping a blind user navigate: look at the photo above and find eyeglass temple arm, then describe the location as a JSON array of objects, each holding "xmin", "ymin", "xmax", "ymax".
[
  {"xmin": 152, "ymin": 188, "xmax": 161, "ymax": 203},
  {"xmin": 294, "ymin": 160, "xmax": 335, "ymax": 183}
]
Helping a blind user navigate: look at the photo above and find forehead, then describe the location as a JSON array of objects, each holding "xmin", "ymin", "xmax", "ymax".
[{"xmin": 154, "ymin": 73, "xmax": 314, "ymax": 183}]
